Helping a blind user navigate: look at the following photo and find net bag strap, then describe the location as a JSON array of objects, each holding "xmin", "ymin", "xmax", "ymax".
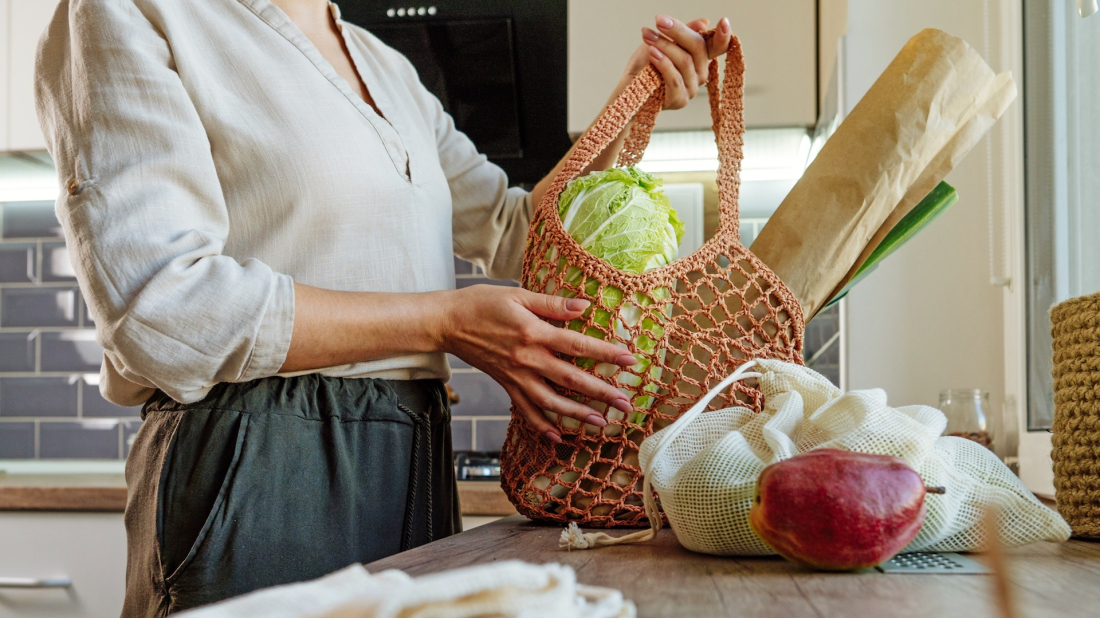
[
  {"xmin": 560, "ymin": 360, "xmax": 762, "ymax": 549},
  {"xmin": 537, "ymin": 33, "xmax": 747, "ymax": 237}
]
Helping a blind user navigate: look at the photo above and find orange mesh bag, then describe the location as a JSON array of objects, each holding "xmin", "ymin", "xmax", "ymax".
[{"xmin": 499, "ymin": 36, "xmax": 806, "ymax": 527}]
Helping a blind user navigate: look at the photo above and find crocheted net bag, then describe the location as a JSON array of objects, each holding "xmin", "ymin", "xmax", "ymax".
[{"xmin": 499, "ymin": 36, "xmax": 806, "ymax": 527}]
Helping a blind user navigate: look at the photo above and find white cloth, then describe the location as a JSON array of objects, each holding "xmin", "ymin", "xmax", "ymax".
[
  {"xmin": 35, "ymin": 0, "xmax": 533, "ymax": 405},
  {"xmin": 564, "ymin": 359, "xmax": 1071, "ymax": 556},
  {"xmin": 176, "ymin": 561, "xmax": 635, "ymax": 618}
]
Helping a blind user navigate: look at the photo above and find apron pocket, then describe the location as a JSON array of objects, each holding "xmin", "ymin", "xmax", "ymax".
[{"xmin": 156, "ymin": 409, "xmax": 249, "ymax": 586}]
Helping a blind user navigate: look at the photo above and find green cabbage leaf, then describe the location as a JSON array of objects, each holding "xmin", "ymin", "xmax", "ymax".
[
  {"xmin": 541, "ymin": 166, "xmax": 684, "ymax": 430},
  {"xmin": 558, "ymin": 167, "xmax": 684, "ymax": 274}
]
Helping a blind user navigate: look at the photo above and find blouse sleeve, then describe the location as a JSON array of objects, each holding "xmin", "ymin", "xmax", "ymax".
[{"xmin": 35, "ymin": 0, "xmax": 295, "ymax": 405}]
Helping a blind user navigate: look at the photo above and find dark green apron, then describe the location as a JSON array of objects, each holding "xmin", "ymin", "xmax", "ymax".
[{"xmin": 121, "ymin": 376, "xmax": 458, "ymax": 617}]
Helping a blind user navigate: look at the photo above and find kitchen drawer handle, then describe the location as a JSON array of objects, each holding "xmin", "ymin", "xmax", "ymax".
[{"xmin": 0, "ymin": 577, "xmax": 72, "ymax": 589}]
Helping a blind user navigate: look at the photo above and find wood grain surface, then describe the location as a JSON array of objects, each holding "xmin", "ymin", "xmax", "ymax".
[
  {"xmin": 0, "ymin": 474, "xmax": 516, "ymax": 515},
  {"xmin": 367, "ymin": 515, "xmax": 1100, "ymax": 618},
  {"xmin": 0, "ymin": 474, "xmax": 127, "ymax": 511}
]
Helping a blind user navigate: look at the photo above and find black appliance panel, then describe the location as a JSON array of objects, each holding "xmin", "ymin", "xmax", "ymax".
[
  {"xmin": 339, "ymin": 1, "xmax": 569, "ymax": 185},
  {"xmin": 369, "ymin": 19, "xmax": 522, "ymax": 159}
]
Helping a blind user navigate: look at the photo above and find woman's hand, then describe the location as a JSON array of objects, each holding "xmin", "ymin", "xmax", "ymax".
[
  {"xmin": 439, "ymin": 285, "xmax": 636, "ymax": 443},
  {"xmin": 619, "ymin": 15, "xmax": 733, "ymax": 110}
]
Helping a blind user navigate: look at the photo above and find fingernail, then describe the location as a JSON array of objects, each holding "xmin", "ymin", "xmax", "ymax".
[
  {"xmin": 656, "ymin": 14, "xmax": 673, "ymax": 29},
  {"xmin": 585, "ymin": 414, "xmax": 608, "ymax": 427},
  {"xmin": 611, "ymin": 399, "xmax": 633, "ymax": 414},
  {"xmin": 720, "ymin": 17, "xmax": 731, "ymax": 33},
  {"xmin": 615, "ymin": 353, "xmax": 637, "ymax": 367},
  {"xmin": 642, "ymin": 28, "xmax": 659, "ymax": 43},
  {"xmin": 543, "ymin": 430, "xmax": 563, "ymax": 444},
  {"xmin": 566, "ymin": 299, "xmax": 590, "ymax": 312},
  {"xmin": 649, "ymin": 46, "xmax": 664, "ymax": 60}
]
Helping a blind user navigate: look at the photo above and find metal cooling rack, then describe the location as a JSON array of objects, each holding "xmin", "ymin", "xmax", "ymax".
[{"xmin": 876, "ymin": 552, "xmax": 991, "ymax": 574}]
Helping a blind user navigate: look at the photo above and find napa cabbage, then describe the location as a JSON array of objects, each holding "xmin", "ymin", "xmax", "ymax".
[{"xmin": 538, "ymin": 166, "xmax": 684, "ymax": 432}]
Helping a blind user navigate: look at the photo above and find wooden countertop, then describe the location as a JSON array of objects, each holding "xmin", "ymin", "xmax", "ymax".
[
  {"xmin": 0, "ymin": 473, "xmax": 128, "ymax": 511},
  {"xmin": 367, "ymin": 515, "xmax": 1100, "ymax": 618},
  {"xmin": 0, "ymin": 474, "xmax": 516, "ymax": 515}
]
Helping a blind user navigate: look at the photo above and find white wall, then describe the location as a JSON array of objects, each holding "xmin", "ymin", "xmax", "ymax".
[{"xmin": 842, "ymin": 3, "xmax": 1011, "ymax": 434}]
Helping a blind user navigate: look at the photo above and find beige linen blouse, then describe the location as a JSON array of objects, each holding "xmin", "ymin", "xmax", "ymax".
[{"xmin": 35, "ymin": 0, "xmax": 533, "ymax": 405}]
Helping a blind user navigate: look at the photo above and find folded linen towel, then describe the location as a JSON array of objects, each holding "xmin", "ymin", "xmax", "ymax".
[{"xmin": 178, "ymin": 560, "xmax": 635, "ymax": 618}]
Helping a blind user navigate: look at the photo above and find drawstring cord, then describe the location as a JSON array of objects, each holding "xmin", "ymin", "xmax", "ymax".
[
  {"xmin": 399, "ymin": 403, "xmax": 434, "ymax": 550},
  {"xmin": 560, "ymin": 360, "xmax": 762, "ymax": 550}
]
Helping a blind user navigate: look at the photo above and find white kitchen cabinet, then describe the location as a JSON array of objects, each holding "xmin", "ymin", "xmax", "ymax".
[
  {"xmin": 567, "ymin": 0, "xmax": 817, "ymax": 134},
  {"xmin": 0, "ymin": 0, "xmax": 10, "ymax": 152},
  {"xmin": 0, "ymin": 512, "xmax": 127, "ymax": 618},
  {"xmin": 8, "ymin": 0, "xmax": 57, "ymax": 152}
]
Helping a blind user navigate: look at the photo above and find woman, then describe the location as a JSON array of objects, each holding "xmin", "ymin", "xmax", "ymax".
[{"xmin": 35, "ymin": 0, "xmax": 731, "ymax": 615}]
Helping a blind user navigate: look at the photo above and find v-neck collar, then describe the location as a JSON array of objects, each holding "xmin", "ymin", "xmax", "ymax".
[{"xmin": 236, "ymin": 0, "xmax": 411, "ymax": 182}]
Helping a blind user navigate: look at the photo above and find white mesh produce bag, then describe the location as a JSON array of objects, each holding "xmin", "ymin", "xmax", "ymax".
[{"xmin": 562, "ymin": 359, "xmax": 1070, "ymax": 556}]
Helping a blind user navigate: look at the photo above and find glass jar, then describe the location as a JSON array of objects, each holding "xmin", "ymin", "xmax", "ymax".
[{"xmin": 939, "ymin": 389, "xmax": 993, "ymax": 450}]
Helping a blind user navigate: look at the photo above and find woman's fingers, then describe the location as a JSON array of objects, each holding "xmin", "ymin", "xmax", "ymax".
[
  {"xmin": 541, "ymin": 324, "xmax": 635, "ymax": 367},
  {"xmin": 518, "ymin": 290, "xmax": 591, "ymax": 321},
  {"xmin": 706, "ymin": 17, "xmax": 733, "ymax": 60},
  {"xmin": 655, "ymin": 15, "xmax": 709, "ymax": 84},
  {"xmin": 526, "ymin": 379, "xmax": 610, "ymax": 427},
  {"xmin": 644, "ymin": 28, "xmax": 699, "ymax": 98},
  {"xmin": 542, "ymin": 356, "xmax": 633, "ymax": 411},
  {"xmin": 647, "ymin": 45, "xmax": 690, "ymax": 109},
  {"xmin": 507, "ymin": 386, "xmax": 562, "ymax": 443},
  {"xmin": 686, "ymin": 18, "xmax": 709, "ymax": 33}
]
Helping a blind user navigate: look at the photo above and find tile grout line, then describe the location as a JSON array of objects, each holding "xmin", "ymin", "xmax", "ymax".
[
  {"xmin": 0, "ymin": 281, "xmax": 78, "ymax": 289},
  {"xmin": 0, "ymin": 416, "xmax": 143, "ymax": 422}
]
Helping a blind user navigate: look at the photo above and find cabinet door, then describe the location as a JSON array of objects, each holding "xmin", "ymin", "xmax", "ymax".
[
  {"xmin": 567, "ymin": 0, "xmax": 817, "ymax": 134},
  {"xmin": 0, "ymin": 512, "xmax": 127, "ymax": 618},
  {"xmin": 0, "ymin": 0, "xmax": 9, "ymax": 151},
  {"xmin": 10, "ymin": 0, "xmax": 60, "ymax": 152}
]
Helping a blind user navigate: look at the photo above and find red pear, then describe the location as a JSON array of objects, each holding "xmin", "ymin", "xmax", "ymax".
[{"xmin": 749, "ymin": 449, "xmax": 942, "ymax": 571}]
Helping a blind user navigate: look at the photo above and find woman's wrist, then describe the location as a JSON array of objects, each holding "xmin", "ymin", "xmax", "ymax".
[{"xmin": 420, "ymin": 288, "xmax": 455, "ymax": 355}]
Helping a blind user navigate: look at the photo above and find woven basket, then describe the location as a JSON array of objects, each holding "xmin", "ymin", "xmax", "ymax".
[
  {"xmin": 1052, "ymin": 290, "xmax": 1100, "ymax": 539},
  {"xmin": 499, "ymin": 36, "xmax": 806, "ymax": 527}
]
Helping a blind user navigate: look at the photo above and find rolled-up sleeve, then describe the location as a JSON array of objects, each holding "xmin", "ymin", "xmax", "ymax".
[{"xmin": 35, "ymin": 0, "xmax": 294, "ymax": 404}]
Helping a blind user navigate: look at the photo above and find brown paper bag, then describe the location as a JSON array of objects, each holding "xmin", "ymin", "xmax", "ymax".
[{"xmin": 750, "ymin": 28, "xmax": 1017, "ymax": 319}]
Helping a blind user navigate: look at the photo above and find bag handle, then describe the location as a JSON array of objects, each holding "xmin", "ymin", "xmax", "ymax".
[
  {"xmin": 561, "ymin": 360, "xmax": 761, "ymax": 549},
  {"xmin": 540, "ymin": 34, "xmax": 747, "ymax": 237}
]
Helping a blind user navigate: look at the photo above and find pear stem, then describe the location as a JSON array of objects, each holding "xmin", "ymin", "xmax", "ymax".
[{"xmin": 925, "ymin": 486, "xmax": 947, "ymax": 495}]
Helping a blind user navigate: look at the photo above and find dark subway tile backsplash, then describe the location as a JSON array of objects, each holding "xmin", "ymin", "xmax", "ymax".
[
  {"xmin": 0, "ymin": 332, "xmax": 35, "ymax": 372},
  {"xmin": 40, "ymin": 330, "xmax": 103, "ymax": 372},
  {"xmin": 41, "ymin": 242, "xmax": 76, "ymax": 281},
  {"xmin": 455, "ymin": 277, "xmax": 518, "ymax": 290},
  {"xmin": 475, "ymin": 418, "xmax": 510, "ymax": 452},
  {"xmin": 448, "ymin": 372, "xmax": 511, "ymax": 417},
  {"xmin": 0, "ymin": 377, "xmax": 79, "ymax": 418},
  {"xmin": 0, "ymin": 286, "xmax": 78, "ymax": 327},
  {"xmin": 0, "ymin": 242, "xmax": 34, "ymax": 282},
  {"xmin": 0, "ymin": 201, "xmax": 581, "ymax": 460},
  {"xmin": 83, "ymin": 381, "xmax": 142, "ymax": 418},
  {"xmin": 122, "ymin": 420, "xmax": 142, "ymax": 458},
  {"xmin": 453, "ymin": 257, "xmax": 474, "ymax": 275},
  {"xmin": 39, "ymin": 420, "xmax": 120, "ymax": 459},
  {"xmin": 0, "ymin": 422, "xmax": 34, "ymax": 458},
  {"xmin": 1, "ymin": 201, "xmax": 63, "ymax": 239},
  {"xmin": 450, "ymin": 418, "xmax": 473, "ymax": 452}
]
